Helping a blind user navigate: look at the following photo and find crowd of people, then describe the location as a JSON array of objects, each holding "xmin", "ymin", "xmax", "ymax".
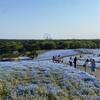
[
  {"xmin": 83, "ymin": 58, "xmax": 96, "ymax": 76},
  {"xmin": 52, "ymin": 55, "xmax": 96, "ymax": 76},
  {"xmin": 52, "ymin": 55, "xmax": 63, "ymax": 63},
  {"xmin": 69, "ymin": 57, "xmax": 77, "ymax": 68}
]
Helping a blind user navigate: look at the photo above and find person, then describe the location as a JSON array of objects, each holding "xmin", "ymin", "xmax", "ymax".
[
  {"xmin": 52, "ymin": 56, "xmax": 55, "ymax": 62},
  {"xmin": 54, "ymin": 56, "xmax": 57, "ymax": 63},
  {"xmin": 90, "ymin": 58, "xmax": 92, "ymax": 62},
  {"xmin": 60, "ymin": 57, "xmax": 63, "ymax": 63},
  {"xmin": 98, "ymin": 54, "xmax": 100, "ymax": 57},
  {"xmin": 90, "ymin": 59, "xmax": 96, "ymax": 76},
  {"xmin": 57, "ymin": 55, "xmax": 61, "ymax": 63},
  {"xmin": 83, "ymin": 59, "xmax": 89, "ymax": 72},
  {"xmin": 73, "ymin": 57, "xmax": 77, "ymax": 68},
  {"xmin": 69, "ymin": 57, "xmax": 73, "ymax": 66}
]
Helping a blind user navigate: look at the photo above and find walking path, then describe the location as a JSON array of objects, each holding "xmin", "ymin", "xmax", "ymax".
[
  {"xmin": 63, "ymin": 61, "xmax": 100, "ymax": 80},
  {"xmin": 77, "ymin": 65, "xmax": 100, "ymax": 80},
  {"xmin": 37, "ymin": 50, "xmax": 100, "ymax": 80}
]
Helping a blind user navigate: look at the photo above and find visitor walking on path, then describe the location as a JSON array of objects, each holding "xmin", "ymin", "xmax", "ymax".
[
  {"xmin": 83, "ymin": 59, "xmax": 89, "ymax": 72},
  {"xmin": 69, "ymin": 57, "xmax": 73, "ymax": 66},
  {"xmin": 73, "ymin": 57, "xmax": 77, "ymax": 68},
  {"xmin": 52, "ymin": 56, "xmax": 55, "ymax": 63},
  {"xmin": 90, "ymin": 59, "xmax": 96, "ymax": 76}
]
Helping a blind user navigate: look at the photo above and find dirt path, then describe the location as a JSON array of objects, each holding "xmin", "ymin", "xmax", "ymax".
[
  {"xmin": 62, "ymin": 61, "xmax": 100, "ymax": 80},
  {"xmin": 77, "ymin": 65, "xmax": 100, "ymax": 80}
]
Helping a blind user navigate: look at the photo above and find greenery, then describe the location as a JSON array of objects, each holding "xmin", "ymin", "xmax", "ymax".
[{"xmin": 0, "ymin": 39, "xmax": 100, "ymax": 58}]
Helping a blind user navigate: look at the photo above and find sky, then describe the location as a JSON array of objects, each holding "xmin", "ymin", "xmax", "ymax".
[{"xmin": 0, "ymin": 0, "xmax": 100, "ymax": 39}]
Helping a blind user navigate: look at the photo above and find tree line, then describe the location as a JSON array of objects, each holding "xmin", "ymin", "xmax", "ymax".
[{"xmin": 0, "ymin": 39, "xmax": 100, "ymax": 58}]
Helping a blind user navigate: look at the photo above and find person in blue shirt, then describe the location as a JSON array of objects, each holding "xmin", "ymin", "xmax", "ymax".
[{"xmin": 91, "ymin": 59, "xmax": 96, "ymax": 76}]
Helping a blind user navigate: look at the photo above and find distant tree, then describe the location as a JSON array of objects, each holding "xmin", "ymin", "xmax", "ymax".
[{"xmin": 42, "ymin": 41, "xmax": 56, "ymax": 50}]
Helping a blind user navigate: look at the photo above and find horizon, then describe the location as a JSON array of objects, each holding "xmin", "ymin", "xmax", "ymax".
[{"xmin": 0, "ymin": 0, "xmax": 100, "ymax": 39}]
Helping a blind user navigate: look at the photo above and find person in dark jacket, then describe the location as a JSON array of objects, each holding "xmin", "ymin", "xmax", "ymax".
[
  {"xmin": 52, "ymin": 56, "xmax": 55, "ymax": 62},
  {"xmin": 73, "ymin": 57, "xmax": 77, "ymax": 68}
]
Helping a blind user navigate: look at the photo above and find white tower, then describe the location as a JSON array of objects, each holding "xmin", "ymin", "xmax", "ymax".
[{"xmin": 43, "ymin": 33, "xmax": 52, "ymax": 40}]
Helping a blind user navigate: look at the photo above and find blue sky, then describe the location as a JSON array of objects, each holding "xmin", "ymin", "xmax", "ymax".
[{"xmin": 0, "ymin": 0, "xmax": 100, "ymax": 39}]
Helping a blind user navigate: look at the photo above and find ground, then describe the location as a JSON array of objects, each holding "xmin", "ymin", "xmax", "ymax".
[{"xmin": 0, "ymin": 49, "xmax": 100, "ymax": 100}]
